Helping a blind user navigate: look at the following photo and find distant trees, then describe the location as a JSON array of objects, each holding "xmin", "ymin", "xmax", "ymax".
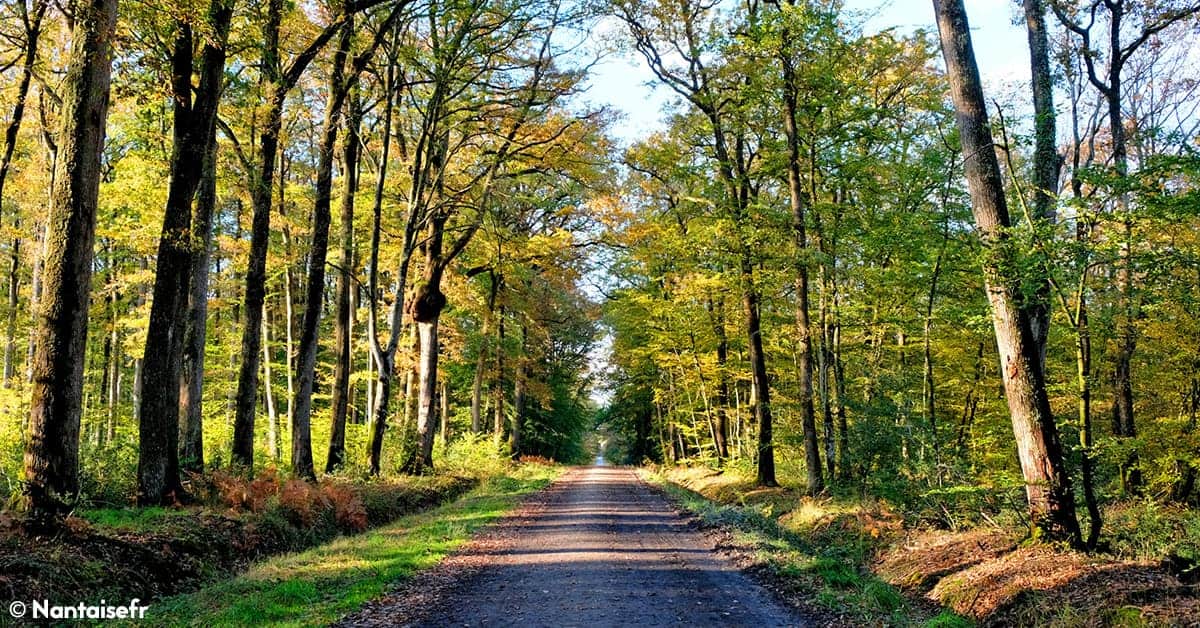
[{"xmin": 601, "ymin": 0, "xmax": 1200, "ymax": 545}]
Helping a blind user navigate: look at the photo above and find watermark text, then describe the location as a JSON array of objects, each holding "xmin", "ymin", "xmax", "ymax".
[{"xmin": 8, "ymin": 598, "xmax": 149, "ymax": 620}]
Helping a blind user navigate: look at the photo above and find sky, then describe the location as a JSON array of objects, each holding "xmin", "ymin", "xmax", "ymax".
[{"xmin": 583, "ymin": 0, "xmax": 1032, "ymax": 144}]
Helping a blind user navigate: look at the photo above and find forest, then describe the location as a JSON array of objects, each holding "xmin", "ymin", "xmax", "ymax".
[{"xmin": 1, "ymin": 0, "xmax": 1199, "ymax": 624}]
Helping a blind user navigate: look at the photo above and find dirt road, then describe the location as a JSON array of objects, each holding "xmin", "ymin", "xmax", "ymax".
[{"xmin": 339, "ymin": 466, "xmax": 805, "ymax": 627}]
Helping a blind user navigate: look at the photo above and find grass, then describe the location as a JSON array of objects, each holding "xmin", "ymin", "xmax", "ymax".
[
  {"xmin": 133, "ymin": 465, "xmax": 559, "ymax": 627},
  {"xmin": 644, "ymin": 467, "xmax": 965, "ymax": 627},
  {"xmin": 78, "ymin": 506, "xmax": 191, "ymax": 532}
]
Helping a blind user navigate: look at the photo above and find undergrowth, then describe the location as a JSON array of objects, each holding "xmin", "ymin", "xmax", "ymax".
[{"xmin": 645, "ymin": 467, "xmax": 956, "ymax": 626}]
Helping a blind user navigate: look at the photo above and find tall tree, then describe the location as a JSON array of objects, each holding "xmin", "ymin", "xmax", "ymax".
[
  {"xmin": 773, "ymin": 0, "xmax": 823, "ymax": 494},
  {"xmin": 138, "ymin": 0, "xmax": 234, "ymax": 505},
  {"xmin": 932, "ymin": 0, "xmax": 1081, "ymax": 544},
  {"xmin": 180, "ymin": 140, "xmax": 218, "ymax": 473},
  {"xmin": 327, "ymin": 87, "xmax": 362, "ymax": 473},
  {"xmin": 24, "ymin": 0, "xmax": 119, "ymax": 526},
  {"xmin": 289, "ymin": 14, "xmax": 355, "ymax": 481}
]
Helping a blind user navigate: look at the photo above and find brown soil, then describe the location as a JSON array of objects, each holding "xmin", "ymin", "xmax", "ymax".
[{"xmin": 337, "ymin": 466, "xmax": 808, "ymax": 627}]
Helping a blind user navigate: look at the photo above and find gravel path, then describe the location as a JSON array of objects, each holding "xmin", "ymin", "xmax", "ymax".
[{"xmin": 337, "ymin": 466, "xmax": 805, "ymax": 627}]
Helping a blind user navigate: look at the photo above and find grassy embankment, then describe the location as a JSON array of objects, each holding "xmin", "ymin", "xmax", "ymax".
[
  {"xmin": 648, "ymin": 464, "xmax": 1198, "ymax": 626},
  {"xmin": 136, "ymin": 463, "xmax": 558, "ymax": 626},
  {"xmin": 0, "ymin": 438, "xmax": 559, "ymax": 626}
]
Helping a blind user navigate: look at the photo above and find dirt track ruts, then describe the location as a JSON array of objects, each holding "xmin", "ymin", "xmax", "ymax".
[{"xmin": 336, "ymin": 465, "xmax": 806, "ymax": 627}]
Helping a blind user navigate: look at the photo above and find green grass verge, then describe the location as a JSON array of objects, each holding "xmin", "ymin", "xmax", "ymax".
[
  {"xmin": 644, "ymin": 470, "xmax": 970, "ymax": 627},
  {"xmin": 78, "ymin": 506, "xmax": 191, "ymax": 532},
  {"xmin": 135, "ymin": 465, "xmax": 559, "ymax": 627}
]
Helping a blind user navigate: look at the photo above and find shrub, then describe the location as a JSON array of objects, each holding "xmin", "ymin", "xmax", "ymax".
[
  {"xmin": 321, "ymin": 482, "xmax": 367, "ymax": 533},
  {"xmin": 1105, "ymin": 498, "xmax": 1200, "ymax": 564},
  {"xmin": 277, "ymin": 479, "xmax": 328, "ymax": 528}
]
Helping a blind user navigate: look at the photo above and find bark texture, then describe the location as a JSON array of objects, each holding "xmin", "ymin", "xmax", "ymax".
[{"xmin": 25, "ymin": 0, "xmax": 118, "ymax": 525}]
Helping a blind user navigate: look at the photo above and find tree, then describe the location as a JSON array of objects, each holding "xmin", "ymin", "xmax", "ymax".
[
  {"xmin": 326, "ymin": 86, "xmax": 362, "ymax": 474},
  {"xmin": 932, "ymin": 0, "xmax": 1081, "ymax": 544},
  {"xmin": 24, "ymin": 0, "xmax": 119, "ymax": 526},
  {"xmin": 771, "ymin": 0, "xmax": 824, "ymax": 494},
  {"xmin": 137, "ymin": 0, "xmax": 234, "ymax": 505},
  {"xmin": 231, "ymin": 0, "xmax": 390, "ymax": 468}
]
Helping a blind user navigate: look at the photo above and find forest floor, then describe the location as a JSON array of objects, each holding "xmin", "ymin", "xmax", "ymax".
[
  {"xmin": 653, "ymin": 465, "xmax": 1200, "ymax": 627},
  {"xmin": 337, "ymin": 465, "xmax": 806, "ymax": 627}
]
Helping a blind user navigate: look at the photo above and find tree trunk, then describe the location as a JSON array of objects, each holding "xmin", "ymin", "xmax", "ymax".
[
  {"xmin": 956, "ymin": 342, "xmax": 985, "ymax": 452},
  {"xmin": 404, "ymin": 211, "xmax": 451, "ymax": 473},
  {"xmin": 834, "ymin": 320, "xmax": 849, "ymax": 479},
  {"xmin": 290, "ymin": 18, "xmax": 353, "ymax": 482},
  {"xmin": 509, "ymin": 323, "xmax": 526, "ymax": 459},
  {"xmin": 403, "ymin": 333, "xmax": 417, "ymax": 433},
  {"xmin": 777, "ymin": 19, "xmax": 822, "ymax": 494},
  {"xmin": 1022, "ymin": 0, "xmax": 1060, "ymax": 365},
  {"xmin": 179, "ymin": 136, "xmax": 219, "ymax": 473},
  {"xmin": 493, "ymin": 305, "xmax": 507, "ymax": 448},
  {"xmin": 365, "ymin": 338, "xmax": 375, "ymax": 423},
  {"xmin": 923, "ymin": 226, "xmax": 948, "ymax": 474},
  {"xmin": 106, "ymin": 256, "xmax": 120, "ymax": 444},
  {"xmin": 933, "ymin": 0, "xmax": 1081, "ymax": 544},
  {"xmin": 705, "ymin": 295, "xmax": 729, "ymax": 460},
  {"xmin": 25, "ymin": 0, "xmax": 118, "ymax": 526},
  {"xmin": 281, "ymin": 158, "xmax": 297, "ymax": 436},
  {"xmin": 1074, "ymin": 301, "xmax": 1102, "ymax": 547},
  {"xmin": 471, "ymin": 332, "xmax": 487, "ymax": 434},
  {"xmin": 407, "ymin": 316, "xmax": 441, "ymax": 473},
  {"xmin": 1104, "ymin": 5, "xmax": 1142, "ymax": 496},
  {"xmin": 328, "ymin": 87, "xmax": 361, "ymax": 473},
  {"xmin": 263, "ymin": 308, "xmax": 279, "ymax": 462},
  {"xmin": 367, "ymin": 367, "xmax": 391, "ymax": 474},
  {"xmin": 231, "ymin": 0, "xmax": 285, "ymax": 468},
  {"xmin": 819, "ymin": 268, "xmax": 835, "ymax": 479},
  {"xmin": 439, "ymin": 379, "xmax": 450, "ymax": 445},
  {"xmin": 5, "ymin": 235, "xmax": 21, "ymax": 386},
  {"xmin": 742, "ymin": 257, "xmax": 777, "ymax": 488}
]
